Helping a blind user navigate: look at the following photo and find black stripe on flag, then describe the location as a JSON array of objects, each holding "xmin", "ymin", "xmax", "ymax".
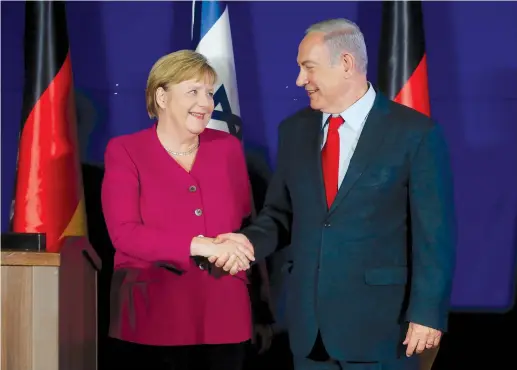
[
  {"xmin": 21, "ymin": 1, "xmax": 70, "ymax": 127},
  {"xmin": 377, "ymin": 0, "xmax": 426, "ymax": 100}
]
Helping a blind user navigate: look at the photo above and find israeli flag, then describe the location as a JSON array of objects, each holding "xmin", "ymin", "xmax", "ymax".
[{"xmin": 192, "ymin": 0, "xmax": 242, "ymax": 140}]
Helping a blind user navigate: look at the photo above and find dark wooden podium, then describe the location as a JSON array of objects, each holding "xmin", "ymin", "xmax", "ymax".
[{"xmin": 1, "ymin": 236, "xmax": 101, "ymax": 370}]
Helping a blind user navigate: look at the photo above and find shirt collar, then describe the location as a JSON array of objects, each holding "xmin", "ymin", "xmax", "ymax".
[{"xmin": 322, "ymin": 82, "xmax": 376, "ymax": 132}]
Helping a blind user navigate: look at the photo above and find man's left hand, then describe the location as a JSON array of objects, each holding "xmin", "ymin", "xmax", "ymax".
[{"xmin": 403, "ymin": 322, "xmax": 442, "ymax": 357}]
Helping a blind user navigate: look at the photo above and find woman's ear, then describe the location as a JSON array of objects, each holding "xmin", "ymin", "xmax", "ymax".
[{"xmin": 156, "ymin": 87, "xmax": 167, "ymax": 109}]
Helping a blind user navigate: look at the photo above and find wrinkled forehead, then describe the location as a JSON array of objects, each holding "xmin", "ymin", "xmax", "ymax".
[{"xmin": 297, "ymin": 32, "xmax": 329, "ymax": 65}]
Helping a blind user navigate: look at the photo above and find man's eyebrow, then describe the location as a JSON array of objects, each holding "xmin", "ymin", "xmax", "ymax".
[{"xmin": 299, "ymin": 60, "xmax": 316, "ymax": 66}]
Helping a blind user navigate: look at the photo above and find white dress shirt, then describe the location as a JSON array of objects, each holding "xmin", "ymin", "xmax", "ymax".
[{"xmin": 321, "ymin": 83, "xmax": 376, "ymax": 187}]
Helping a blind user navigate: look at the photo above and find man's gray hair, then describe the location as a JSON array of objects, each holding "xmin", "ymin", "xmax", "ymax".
[{"xmin": 306, "ymin": 18, "xmax": 368, "ymax": 74}]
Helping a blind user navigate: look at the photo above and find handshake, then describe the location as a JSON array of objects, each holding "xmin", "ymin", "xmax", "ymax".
[{"xmin": 190, "ymin": 233, "xmax": 255, "ymax": 275}]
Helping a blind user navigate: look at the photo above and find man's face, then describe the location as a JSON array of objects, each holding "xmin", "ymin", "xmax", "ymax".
[{"xmin": 296, "ymin": 32, "xmax": 348, "ymax": 113}]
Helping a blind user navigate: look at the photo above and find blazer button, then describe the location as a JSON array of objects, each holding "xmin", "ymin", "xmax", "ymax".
[
  {"xmin": 189, "ymin": 185, "xmax": 197, "ymax": 192},
  {"xmin": 195, "ymin": 209, "xmax": 203, "ymax": 216}
]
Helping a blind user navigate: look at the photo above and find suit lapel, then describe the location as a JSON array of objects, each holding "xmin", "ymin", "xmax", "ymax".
[
  {"xmin": 301, "ymin": 109, "xmax": 328, "ymax": 213},
  {"xmin": 328, "ymin": 94, "xmax": 391, "ymax": 215}
]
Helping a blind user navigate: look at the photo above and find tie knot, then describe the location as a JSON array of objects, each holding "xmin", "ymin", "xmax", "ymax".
[{"xmin": 328, "ymin": 115, "xmax": 344, "ymax": 131}]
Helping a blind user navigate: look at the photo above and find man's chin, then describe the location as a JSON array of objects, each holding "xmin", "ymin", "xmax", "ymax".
[{"xmin": 309, "ymin": 98, "xmax": 323, "ymax": 110}]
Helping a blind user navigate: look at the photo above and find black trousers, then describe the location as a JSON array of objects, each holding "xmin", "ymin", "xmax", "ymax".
[{"xmin": 110, "ymin": 338, "xmax": 248, "ymax": 370}]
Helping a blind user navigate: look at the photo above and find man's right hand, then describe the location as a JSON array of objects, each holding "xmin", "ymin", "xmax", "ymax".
[
  {"xmin": 191, "ymin": 236, "xmax": 254, "ymax": 274},
  {"xmin": 208, "ymin": 233, "xmax": 254, "ymax": 272}
]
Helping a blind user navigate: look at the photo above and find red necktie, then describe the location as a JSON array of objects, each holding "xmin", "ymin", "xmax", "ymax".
[{"xmin": 321, "ymin": 115, "xmax": 344, "ymax": 208}]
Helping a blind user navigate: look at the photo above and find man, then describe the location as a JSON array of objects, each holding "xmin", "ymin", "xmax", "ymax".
[{"xmin": 212, "ymin": 18, "xmax": 456, "ymax": 370}]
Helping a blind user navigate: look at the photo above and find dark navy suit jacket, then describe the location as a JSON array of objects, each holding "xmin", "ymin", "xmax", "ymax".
[{"xmin": 241, "ymin": 93, "xmax": 456, "ymax": 362}]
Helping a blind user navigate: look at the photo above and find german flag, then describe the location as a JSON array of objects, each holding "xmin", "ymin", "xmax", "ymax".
[
  {"xmin": 378, "ymin": 3, "xmax": 439, "ymax": 367},
  {"xmin": 378, "ymin": 0, "xmax": 430, "ymax": 117},
  {"xmin": 12, "ymin": 1, "xmax": 86, "ymax": 253}
]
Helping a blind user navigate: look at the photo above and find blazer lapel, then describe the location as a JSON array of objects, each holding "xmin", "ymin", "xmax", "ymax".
[
  {"xmin": 301, "ymin": 109, "xmax": 328, "ymax": 213},
  {"xmin": 328, "ymin": 94, "xmax": 391, "ymax": 215}
]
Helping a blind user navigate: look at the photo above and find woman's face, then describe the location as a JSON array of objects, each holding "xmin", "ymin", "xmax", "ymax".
[{"xmin": 157, "ymin": 76, "xmax": 215, "ymax": 135}]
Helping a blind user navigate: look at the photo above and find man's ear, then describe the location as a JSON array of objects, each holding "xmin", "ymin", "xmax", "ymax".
[{"xmin": 342, "ymin": 52, "xmax": 355, "ymax": 78}]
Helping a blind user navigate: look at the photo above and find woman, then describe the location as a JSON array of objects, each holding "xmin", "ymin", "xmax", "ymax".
[{"xmin": 101, "ymin": 50, "xmax": 255, "ymax": 370}]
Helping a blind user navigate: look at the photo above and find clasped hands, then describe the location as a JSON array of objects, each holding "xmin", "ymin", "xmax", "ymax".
[{"xmin": 193, "ymin": 233, "xmax": 254, "ymax": 275}]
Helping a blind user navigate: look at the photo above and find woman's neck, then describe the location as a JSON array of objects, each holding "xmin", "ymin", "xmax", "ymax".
[{"xmin": 156, "ymin": 120, "xmax": 198, "ymax": 153}]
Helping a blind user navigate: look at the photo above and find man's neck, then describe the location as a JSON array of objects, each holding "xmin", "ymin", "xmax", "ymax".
[{"xmin": 325, "ymin": 79, "xmax": 369, "ymax": 114}]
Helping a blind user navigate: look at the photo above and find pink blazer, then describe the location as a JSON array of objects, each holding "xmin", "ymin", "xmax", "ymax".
[{"xmin": 101, "ymin": 125, "xmax": 252, "ymax": 346}]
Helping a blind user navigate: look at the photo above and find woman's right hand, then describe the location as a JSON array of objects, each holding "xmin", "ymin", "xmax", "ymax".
[{"xmin": 190, "ymin": 237, "xmax": 254, "ymax": 273}]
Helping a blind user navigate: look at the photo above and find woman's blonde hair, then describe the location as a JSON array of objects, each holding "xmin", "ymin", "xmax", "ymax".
[{"xmin": 145, "ymin": 50, "xmax": 217, "ymax": 118}]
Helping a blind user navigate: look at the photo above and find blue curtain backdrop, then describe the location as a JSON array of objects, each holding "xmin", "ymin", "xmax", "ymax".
[{"xmin": 2, "ymin": 1, "xmax": 516, "ymax": 312}]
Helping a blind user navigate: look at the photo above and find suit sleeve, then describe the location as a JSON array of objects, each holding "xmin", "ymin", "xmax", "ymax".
[
  {"xmin": 247, "ymin": 263, "xmax": 276, "ymax": 325},
  {"xmin": 241, "ymin": 122, "xmax": 293, "ymax": 261},
  {"xmin": 406, "ymin": 124, "xmax": 456, "ymax": 331},
  {"xmin": 101, "ymin": 138, "xmax": 192, "ymax": 271}
]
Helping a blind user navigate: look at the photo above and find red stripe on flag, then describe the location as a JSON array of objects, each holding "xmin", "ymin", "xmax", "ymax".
[
  {"xmin": 393, "ymin": 55, "xmax": 431, "ymax": 117},
  {"xmin": 13, "ymin": 52, "xmax": 83, "ymax": 252}
]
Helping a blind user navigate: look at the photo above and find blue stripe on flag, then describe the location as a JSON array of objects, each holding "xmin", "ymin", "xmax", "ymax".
[{"xmin": 192, "ymin": 0, "xmax": 227, "ymax": 49}]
